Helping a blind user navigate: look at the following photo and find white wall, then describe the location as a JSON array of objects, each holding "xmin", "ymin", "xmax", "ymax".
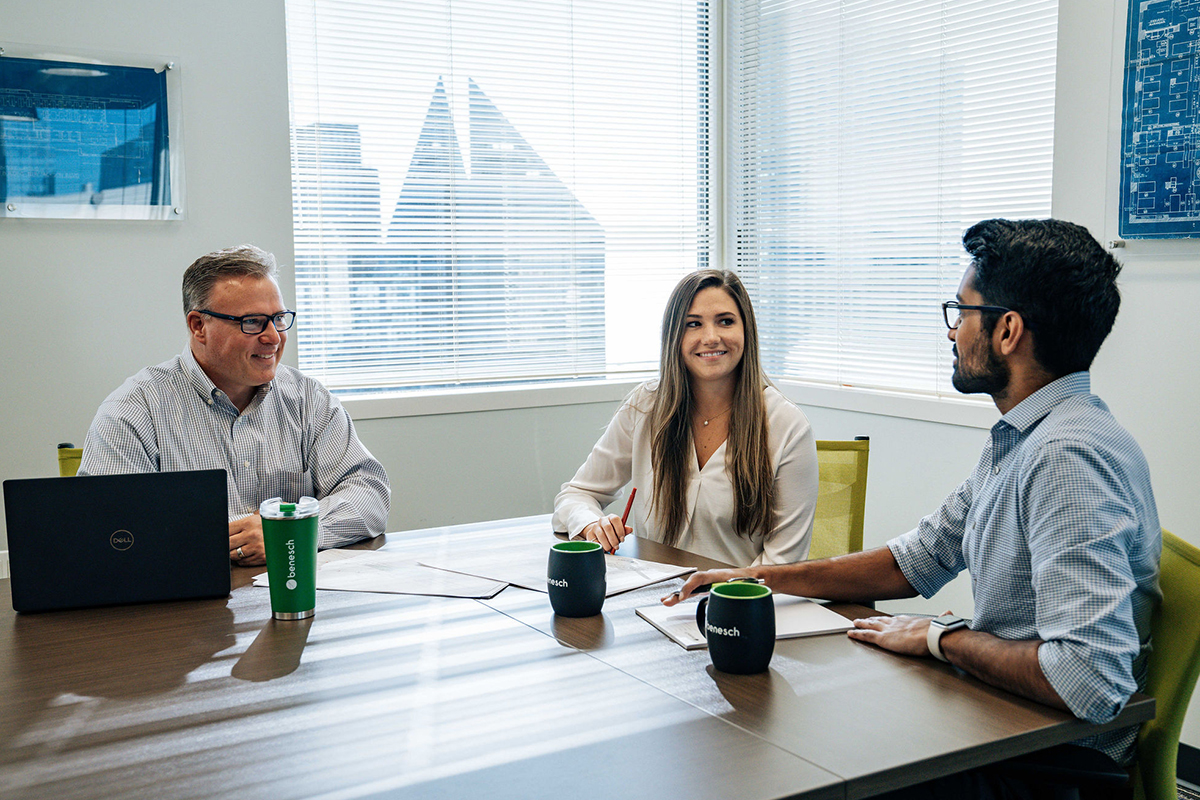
[
  {"xmin": 353, "ymin": 401, "xmax": 623, "ymax": 531},
  {"xmin": 0, "ymin": 0, "xmax": 295, "ymax": 542},
  {"xmin": 2, "ymin": 0, "xmax": 1198, "ymax": 750}
]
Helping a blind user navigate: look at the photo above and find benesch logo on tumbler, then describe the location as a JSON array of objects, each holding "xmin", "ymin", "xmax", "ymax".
[
  {"xmin": 547, "ymin": 577, "xmax": 569, "ymax": 588},
  {"xmin": 285, "ymin": 539, "xmax": 298, "ymax": 590},
  {"xmin": 109, "ymin": 530, "xmax": 134, "ymax": 551},
  {"xmin": 706, "ymin": 620, "xmax": 741, "ymax": 637}
]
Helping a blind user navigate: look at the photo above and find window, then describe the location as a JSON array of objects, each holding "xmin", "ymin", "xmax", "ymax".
[
  {"xmin": 286, "ymin": 0, "xmax": 711, "ymax": 395},
  {"xmin": 730, "ymin": 0, "xmax": 1058, "ymax": 400}
]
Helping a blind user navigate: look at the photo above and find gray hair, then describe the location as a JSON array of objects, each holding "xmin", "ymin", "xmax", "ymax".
[{"xmin": 182, "ymin": 244, "xmax": 279, "ymax": 313}]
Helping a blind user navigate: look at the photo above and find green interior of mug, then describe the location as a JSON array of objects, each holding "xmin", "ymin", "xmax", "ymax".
[
  {"xmin": 552, "ymin": 541, "xmax": 603, "ymax": 553},
  {"xmin": 711, "ymin": 582, "xmax": 771, "ymax": 599}
]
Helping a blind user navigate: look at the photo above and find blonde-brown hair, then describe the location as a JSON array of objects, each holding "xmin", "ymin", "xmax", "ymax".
[
  {"xmin": 182, "ymin": 244, "xmax": 278, "ymax": 313},
  {"xmin": 648, "ymin": 269, "xmax": 774, "ymax": 546}
]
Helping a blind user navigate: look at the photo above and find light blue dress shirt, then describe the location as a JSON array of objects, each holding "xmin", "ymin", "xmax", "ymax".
[
  {"xmin": 888, "ymin": 372, "xmax": 1160, "ymax": 765},
  {"xmin": 80, "ymin": 347, "xmax": 391, "ymax": 549}
]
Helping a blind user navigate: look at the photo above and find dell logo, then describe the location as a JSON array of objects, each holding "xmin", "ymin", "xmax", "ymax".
[{"xmin": 110, "ymin": 530, "xmax": 134, "ymax": 551}]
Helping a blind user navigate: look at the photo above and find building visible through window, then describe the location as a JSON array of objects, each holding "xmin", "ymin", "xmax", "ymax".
[{"xmin": 286, "ymin": 0, "xmax": 709, "ymax": 395}]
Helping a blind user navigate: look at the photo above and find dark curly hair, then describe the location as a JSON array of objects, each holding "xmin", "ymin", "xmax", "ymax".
[{"xmin": 963, "ymin": 219, "xmax": 1122, "ymax": 377}]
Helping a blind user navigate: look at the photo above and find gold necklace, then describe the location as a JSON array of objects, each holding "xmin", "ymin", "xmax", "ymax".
[{"xmin": 696, "ymin": 406, "xmax": 732, "ymax": 427}]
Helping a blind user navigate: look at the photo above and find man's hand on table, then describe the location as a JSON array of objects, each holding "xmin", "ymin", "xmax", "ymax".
[
  {"xmin": 229, "ymin": 513, "xmax": 267, "ymax": 567},
  {"xmin": 847, "ymin": 611, "xmax": 960, "ymax": 658}
]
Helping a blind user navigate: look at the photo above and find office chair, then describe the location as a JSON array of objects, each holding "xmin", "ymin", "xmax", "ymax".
[
  {"xmin": 57, "ymin": 442, "xmax": 82, "ymax": 477},
  {"xmin": 1132, "ymin": 529, "xmax": 1200, "ymax": 800},
  {"xmin": 988, "ymin": 529, "xmax": 1200, "ymax": 800},
  {"xmin": 809, "ymin": 437, "xmax": 870, "ymax": 560}
]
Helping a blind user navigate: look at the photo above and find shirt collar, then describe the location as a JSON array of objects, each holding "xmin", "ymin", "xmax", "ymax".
[
  {"xmin": 182, "ymin": 345, "xmax": 221, "ymax": 402},
  {"xmin": 997, "ymin": 371, "xmax": 1091, "ymax": 433}
]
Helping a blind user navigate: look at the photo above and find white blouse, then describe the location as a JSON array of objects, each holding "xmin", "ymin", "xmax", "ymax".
[{"xmin": 552, "ymin": 382, "xmax": 818, "ymax": 566}]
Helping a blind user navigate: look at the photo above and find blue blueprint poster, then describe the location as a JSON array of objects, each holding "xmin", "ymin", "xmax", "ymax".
[
  {"xmin": 0, "ymin": 56, "xmax": 170, "ymax": 214},
  {"xmin": 1121, "ymin": 0, "xmax": 1200, "ymax": 238}
]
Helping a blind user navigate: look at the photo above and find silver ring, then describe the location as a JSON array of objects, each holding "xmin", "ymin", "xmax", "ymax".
[{"xmin": 236, "ymin": 546, "xmax": 246, "ymax": 560}]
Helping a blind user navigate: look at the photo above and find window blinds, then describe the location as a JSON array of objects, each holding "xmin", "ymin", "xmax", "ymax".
[
  {"xmin": 729, "ymin": 0, "xmax": 1057, "ymax": 399},
  {"xmin": 285, "ymin": 0, "xmax": 711, "ymax": 395}
]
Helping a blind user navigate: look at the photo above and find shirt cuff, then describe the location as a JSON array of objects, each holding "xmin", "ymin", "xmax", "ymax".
[
  {"xmin": 1037, "ymin": 639, "xmax": 1130, "ymax": 724},
  {"xmin": 886, "ymin": 530, "xmax": 958, "ymax": 599},
  {"xmin": 552, "ymin": 496, "xmax": 606, "ymax": 538}
]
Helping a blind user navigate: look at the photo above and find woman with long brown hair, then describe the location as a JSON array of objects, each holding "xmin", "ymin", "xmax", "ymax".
[{"xmin": 552, "ymin": 269, "xmax": 818, "ymax": 566}]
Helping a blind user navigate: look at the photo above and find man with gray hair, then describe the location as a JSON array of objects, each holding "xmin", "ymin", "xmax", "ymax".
[{"xmin": 81, "ymin": 245, "xmax": 390, "ymax": 565}]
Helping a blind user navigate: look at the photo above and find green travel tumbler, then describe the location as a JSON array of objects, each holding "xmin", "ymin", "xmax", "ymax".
[{"xmin": 259, "ymin": 496, "xmax": 319, "ymax": 620}]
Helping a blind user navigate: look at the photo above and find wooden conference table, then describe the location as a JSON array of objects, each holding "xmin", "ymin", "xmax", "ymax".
[{"xmin": 0, "ymin": 514, "xmax": 1153, "ymax": 800}]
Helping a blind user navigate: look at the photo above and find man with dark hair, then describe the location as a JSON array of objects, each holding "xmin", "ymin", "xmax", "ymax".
[
  {"xmin": 962, "ymin": 218, "xmax": 1122, "ymax": 380},
  {"xmin": 667, "ymin": 219, "xmax": 1160, "ymax": 796},
  {"xmin": 81, "ymin": 245, "xmax": 391, "ymax": 566}
]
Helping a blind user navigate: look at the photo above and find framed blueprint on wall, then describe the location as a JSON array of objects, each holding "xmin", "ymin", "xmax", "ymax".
[
  {"xmin": 0, "ymin": 48, "xmax": 181, "ymax": 220},
  {"xmin": 1120, "ymin": 0, "xmax": 1200, "ymax": 238}
]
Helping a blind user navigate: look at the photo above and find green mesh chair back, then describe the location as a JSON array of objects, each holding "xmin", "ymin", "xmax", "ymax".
[
  {"xmin": 1134, "ymin": 529, "xmax": 1200, "ymax": 800},
  {"xmin": 809, "ymin": 438, "xmax": 870, "ymax": 560},
  {"xmin": 57, "ymin": 442, "xmax": 82, "ymax": 477}
]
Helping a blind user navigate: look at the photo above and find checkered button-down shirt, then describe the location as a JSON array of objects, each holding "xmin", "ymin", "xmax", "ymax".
[
  {"xmin": 888, "ymin": 372, "xmax": 1160, "ymax": 765},
  {"xmin": 80, "ymin": 347, "xmax": 390, "ymax": 549}
]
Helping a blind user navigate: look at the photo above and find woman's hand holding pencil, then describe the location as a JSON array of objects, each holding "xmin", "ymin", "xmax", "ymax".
[{"xmin": 580, "ymin": 488, "xmax": 636, "ymax": 554}]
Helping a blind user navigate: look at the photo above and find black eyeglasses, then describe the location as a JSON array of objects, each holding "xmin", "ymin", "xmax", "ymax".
[
  {"xmin": 198, "ymin": 309, "xmax": 297, "ymax": 334},
  {"xmin": 941, "ymin": 301, "xmax": 1010, "ymax": 330}
]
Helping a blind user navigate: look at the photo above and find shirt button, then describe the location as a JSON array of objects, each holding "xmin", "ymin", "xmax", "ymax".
[
  {"xmin": 244, "ymin": 461, "xmax": 251, "ymax": 468},
  {"xmin": 994, "ymin": 465, "xmax": 1001, "ymax": 475},
  {"xmin": 206, "ymin": 398, "xmax": 213, "ymax": 405}
]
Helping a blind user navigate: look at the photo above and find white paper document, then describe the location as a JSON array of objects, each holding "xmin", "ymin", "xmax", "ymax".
[
  {"xmin": 418, "ymin": 542, "xmax": 695, "ymax": 596},
  {"xmin": 635, "ymin": 595, "xmax": 854, "ymax": 650},
  {"xmin": 253, "ymin": 548, "xmax": 507, "ymax": 599}
]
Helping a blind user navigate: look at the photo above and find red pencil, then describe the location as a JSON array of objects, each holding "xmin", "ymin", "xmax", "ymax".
[{"xmin": 621, "ymin": 488, "xmax": 637, "ymax": 527}]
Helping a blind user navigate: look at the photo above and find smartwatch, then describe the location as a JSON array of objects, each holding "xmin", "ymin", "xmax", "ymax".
[{"xmin": 926, "ymin": 613, "xmax": 967, "ymax": 662}]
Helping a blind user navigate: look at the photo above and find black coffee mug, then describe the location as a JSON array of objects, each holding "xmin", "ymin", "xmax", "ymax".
[
  {"xmin": 696, "ymin": 581, "xmax": 775, "ymax": 674},
  {"xmin": 547, "ymin": 541, "xmax": 606, "ymax": 617}
]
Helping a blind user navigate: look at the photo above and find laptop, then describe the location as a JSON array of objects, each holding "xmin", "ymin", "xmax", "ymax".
[{"xmin": 3, "ymin": 469, "xmax": 231, "ymax": 613}]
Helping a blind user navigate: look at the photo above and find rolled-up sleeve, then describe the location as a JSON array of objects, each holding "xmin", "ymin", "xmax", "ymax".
[
  {"xmin": 887, "ymin": 477, "xmax": 972, "ymax": 599},
  {"xmin": 1024, "ymin": 439, "xmax": 1141, "ymax": 723}
]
